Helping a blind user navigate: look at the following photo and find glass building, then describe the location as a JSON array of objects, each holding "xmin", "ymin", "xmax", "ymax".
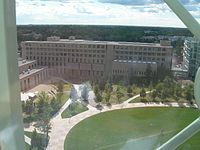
[{"xmin": 183, "ymin": 37, "xmax": 200, "ymax": 79}]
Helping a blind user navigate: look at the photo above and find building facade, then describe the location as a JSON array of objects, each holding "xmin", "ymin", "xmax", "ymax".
[
  {"xmin": 21, "ymin": 36, "xmax": 172, "ymax": 83},
  {"xmin": 18, "ymin": 58, "xmax": 48, "ymax": 91},
  {"xmin": 183, "ymin": 37, "xmax": 200, "ymax": 79}
]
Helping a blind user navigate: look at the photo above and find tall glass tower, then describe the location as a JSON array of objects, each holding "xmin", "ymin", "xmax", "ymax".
[{"xmin": 183, "ymin": 37, "xmax": 200, "ymax": 79}]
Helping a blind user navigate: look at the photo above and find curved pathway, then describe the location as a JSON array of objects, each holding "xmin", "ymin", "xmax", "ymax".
[
  {"xmin": 24, "ymin": 89, "xmax": 197, "ymax": 150},
  {"xmin": 46, "ymin": 92, "xmax": 197, "ymax": 150}
]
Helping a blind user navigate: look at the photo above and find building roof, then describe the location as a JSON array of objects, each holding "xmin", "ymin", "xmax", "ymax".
[
  {"xmin": 19, "ymin": 67, "xmax": 46, "ymax": 79},
  {"xmin": 18, "ymin": 59, "xmax": 36, "ymax": 67},
  {"xmin": 113, "ymin": 59, "xmax": 157, "ymax": 64},
  {"xmin": 22, "ymin": 39, "xmax": 172, "ymax": 48}
]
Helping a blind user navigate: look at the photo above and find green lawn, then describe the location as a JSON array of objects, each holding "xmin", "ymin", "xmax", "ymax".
[
  {"xmin": 64, "ymin": 107, "xmax": 200, "ymax": 150},
  {"xmin": 25, "ymin": 143, "xmax": 30, "ymax": 150},
  {"xmin": 61, "ymin": 102, "xmax": 88, "ymax": 118},
  {"xmin": 60, "ymin": 92, "xmax": 70, "ymax": 106}
]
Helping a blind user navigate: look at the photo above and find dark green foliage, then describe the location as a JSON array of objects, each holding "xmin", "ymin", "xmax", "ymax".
[
  {"xmin": 105, "ymin": 82, "xmax": 112, "ymax": 94},
  {"xmin": 17, "ymin": 25, "xmax": 192, "ymax": 52},
  {"xmin": 151, "ymin": 90, "xmax": 157, "ymax": 100},
  {"xmin": 94, "ymin": 84, "xmax": 99, "ymax": 96},
  {"xmin": 127, "ymin": 86, "xmax": 133, "ymax": 98},
  {"xmin": 105, "ymin": 91, "xmax": 111, "ymax": 103},
  {"xmin": 81, "ymin": 86, "xmax": 89, "ymax": 101},
  {"xmin": 57, "ymin": 81, "xmax": 64, "ymax": 93},
  {"xmin": 31, "ymin": 129, "xmax": 43, "ymax": 150},
  {"xmin": 96, "ymin": 93, "xmax": 102, "ymax": 103},
  {"xmin": 184, "ymin": 84, "xmax": 194, "ymax": 102},
  {"xmin": 140, "ymin": 88, "xmax": 146, "ymax": 98},
  {"xmin": 24, "ymin": 100, "xmax": 34, "ymax": 117},
  {"xmin": 127, "ymin": 86, "xmax": 132, "ymax": 94},
  {"xmin": 61, "ymin": 102, "xmax": 88, "ymax": 118},
  {"xmin": 116, "ymin": 90, "xmax": 124, "ymax": 103}
]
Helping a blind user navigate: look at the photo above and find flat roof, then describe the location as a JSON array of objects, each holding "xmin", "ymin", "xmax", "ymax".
[
  {"xmin": 19, "ymin": 67, "xmax": 45, "ymax": 79},
  {"xmin": 113, "ymin": 59, "xmax": 157, "ymax": 64},
  {"xmin": 18, "ymin": 60, "xmax": 36, "ymax": 67},
  {"xmin": 22, "ymin": 39, "xmax": 172, "ymax": 48}
]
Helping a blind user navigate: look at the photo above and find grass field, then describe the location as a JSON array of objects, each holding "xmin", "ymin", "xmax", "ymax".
[
  {"xmin": 64, "ymin": 107, "xmax": 200, "ymax": 150},
  {"xmin": 61, "ymin": 102, "xmax": 88, "ymax": 118}
]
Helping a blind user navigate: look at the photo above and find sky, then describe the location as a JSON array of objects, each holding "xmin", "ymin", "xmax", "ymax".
[{"xmin": 16, "ymin": 0, "xmax": 200, "ymax": 27}]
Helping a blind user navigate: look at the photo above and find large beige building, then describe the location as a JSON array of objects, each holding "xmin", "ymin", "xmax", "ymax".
[
  {"xmin": 21, "ymin": 36, "xmax": 172, "ymax": 83},
  {"xmin": 18, "ymin": 59, "xmax": 48, "ymax": 91}
]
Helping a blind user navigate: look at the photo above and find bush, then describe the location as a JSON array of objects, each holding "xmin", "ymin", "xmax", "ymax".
[
  {"xmin": 106, "ymin": 102, "xmax": 112, "ymax": 108},
  {"xmin": 141, "ymin": 98, "xmax": 148, "ymax": 103}
]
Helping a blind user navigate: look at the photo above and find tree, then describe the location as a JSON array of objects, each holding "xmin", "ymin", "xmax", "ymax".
[
  {"xmin": 31, "ymin": 129, "xmax": 43, "ymax": 150},
  {"xmin": 140, "ymin": 88, "xmax": 146, "ymax": 98},
  {"xmin": 105, "ymin": 91, "xmax": 111, "ymax": 104},
  {"xmin": 96, "ymin": 93, "xmax": 102, "ymax": 103},
  {"xmin": 81, "ymin": 85, "xmax": 88, "ymax": 101},
  {"xmin": 39, "ymin": 105, "xmax": 52, "ymax": 147},
  {"xmin": 57, "ymin": 81, "xmax": 64, "ymax": 93},
  {"xmin": 105, "ymin": 82, "xmax": 112, "ymax": 94},
  {"xmin": 155, "ymin": 82, "xmax": 164, "ymax": 98},
  {"xmin": 94, "ymin": 84, "xmax": 99, "ymax": 96},
  {"xmin": 50, "ymin": 97, "xmax": 60, "ymax": 115},
  {"xmin": 36, "ymin": 92, "xmax": 52, "ymax": 146},
  {"xmin": 116, "ymin": 90, "xmax": 124, "ymax": 103},
  {"xmin": 25, "ymin": 100, "xmax": 34, "ymax": 117},
  {"xmin": 37, "ymin": 92, "xmax": 49, "ymax": 114},
  {"xmin": 127, "ymin": 86, "xmax": 132, "ymax": 93},
  {"xmin": 127, "ymin": 86, "xmax": 133, "ymax": 98},
  {"xmin": 31, "ymin": 129, "xmax": 38, "ymax": 149},
  {"xmin": 184, "ymin": 84, "xmax": 194, "ymax": 104},
  {"xmin": 174, "ymin": 83, "xmax": 182, "ymax": 98},
  {"xmin": 31, "ymin": 128, "xmax": 44, "ymax": 150},
  {"xmin": 151, "ymin": 90, "xmax": 157, "ymax": 101}
]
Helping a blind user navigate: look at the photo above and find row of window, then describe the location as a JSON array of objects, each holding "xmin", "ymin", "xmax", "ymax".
[
  {"xmin": 26, "ymin": 52, "xmax": 105, "ymax": 58},
  {"xmin": 24, "ymin": 43, "xmax": 106, "ymax": 49},
  {"xmin": 51, "ymin": 68, "xmax": 104, "ymax": 77},
  {"xmin": 115, "ymin": 56, "xmax": 165, "ymax": 61},
  {"xmin": 31, "ymin": 58, "xmax": 105, "ymax": 66},
  {"xmin": 115, "ymin": 51, "xmax": 166, "ymax": 56},
  {"xmin": 114, "ymin": 46, "xmax": 166, "ymax": 51},
  {"xmin": 25, "ymin": 48, "xmax": 106, "ymax": 54},
  {"xmin": 113, "ymin": 70, "xmax": 147, "ymax": 76}
]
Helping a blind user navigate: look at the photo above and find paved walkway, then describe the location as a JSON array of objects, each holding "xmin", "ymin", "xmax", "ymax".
[
  {"xmin": 24, "ymin": 89, "xmax": 197, "ymax": 150},
  {"xmin": 24, "ymin": 135, "xmax": 31, "ymax": 145}
]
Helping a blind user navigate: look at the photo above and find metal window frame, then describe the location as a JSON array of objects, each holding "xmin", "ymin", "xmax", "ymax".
[
  {"xmin": 0, "ymin": 0, "xmax": 200, "ymax": 150},
  {"xmin": 0, "ymin": 0, "xmax": 25, "ymax": 149},
  {"xmin": 157, "ymin": 0, "xmax": 200, "ymax": 150}
]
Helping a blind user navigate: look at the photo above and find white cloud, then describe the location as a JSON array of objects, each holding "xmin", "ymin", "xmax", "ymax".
[{"xmin": 16, "ymin": 0, "xmax": 200, "ymax": 27}]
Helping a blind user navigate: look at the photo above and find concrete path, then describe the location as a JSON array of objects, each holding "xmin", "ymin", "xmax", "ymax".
[
  {"xmin": 123, "ymin": 91, "xmax": 151, "ymax": 104},
  {"xmin": 24, "ymin": 135, "xmax": 31, "ymax": 145}
]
